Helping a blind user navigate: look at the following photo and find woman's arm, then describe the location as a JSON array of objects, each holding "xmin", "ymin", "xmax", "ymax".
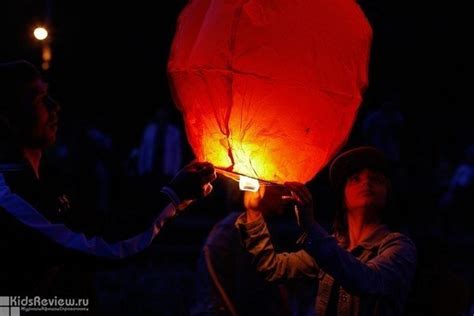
[
  {"xmin": 235, "ymin": 213, "xmax": 318, "ymax": 282},
  {"xmin": 303, "ymin": 221, "xmax": 416, "ymax": 297}
]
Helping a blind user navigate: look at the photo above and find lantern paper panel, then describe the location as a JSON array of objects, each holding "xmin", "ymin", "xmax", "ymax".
[{"xmin": 168, "ymin": 0, "xmax": 372, "ymax": 183}]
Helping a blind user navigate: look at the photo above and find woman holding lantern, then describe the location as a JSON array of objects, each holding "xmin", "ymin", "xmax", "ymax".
[
  {"xmin": 236, "ymin": 146, "xmax": 417, "ymax": 316},
  {"xmin": 167, "ymin": 0, "xmax": 416, "ymax": 314}
]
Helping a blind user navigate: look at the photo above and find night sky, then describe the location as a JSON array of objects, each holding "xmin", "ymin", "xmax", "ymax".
[
  {"xmin": 3, "ymin": 1, "xmax": 188, "ymax": 155},
  {"xmin": 2, "ymin": 0, "xmax": 471, "ymax": 157}
]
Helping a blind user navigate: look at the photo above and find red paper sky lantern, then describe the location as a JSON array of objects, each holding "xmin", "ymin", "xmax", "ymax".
[{"xmin": 168, "ymin": 0, "xmax": 372, "ymax": 184}]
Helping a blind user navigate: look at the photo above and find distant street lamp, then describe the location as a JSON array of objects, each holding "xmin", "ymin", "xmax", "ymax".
[
  {"xmin": 33, "ymin": 27, "xmax": 48, "ymax": 41},
  {"xmin": 33, "ymin": 26, "xmax": 51, "ymax": 70}
]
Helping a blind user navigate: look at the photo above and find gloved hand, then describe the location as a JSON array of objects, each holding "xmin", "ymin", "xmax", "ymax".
[
  {"xmin": 168, "ymin": 161, "xmax": 217, "ymax": 202},
  {"xmin": 284, "ymin": 182, "xmax": 315, "ymax": 231}
]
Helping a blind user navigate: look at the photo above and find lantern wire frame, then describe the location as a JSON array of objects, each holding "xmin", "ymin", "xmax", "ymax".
[
  {"xmin": 215, "ymin": 167, "xmax": 295, "ymax": 196},
  {"xmin": 215, "ymin": 168, "xmax": 300, "ymax": 222},
  {"xmin": 216, "ymin": 167, "xmax": 280, "ymax": 185}
]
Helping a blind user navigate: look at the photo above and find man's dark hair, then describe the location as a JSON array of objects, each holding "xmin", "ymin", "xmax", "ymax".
[{"xmin": 0, "ymin": 60, "xmax": 42, "ymax": 160}]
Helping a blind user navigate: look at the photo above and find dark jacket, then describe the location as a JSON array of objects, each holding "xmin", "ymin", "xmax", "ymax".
[
  {"xmin": 193, "ymin": 212, "xmax": 317, "ymax": 316},
  {"xmin": 236, "ymin": 215, "xmax": 417, "ymax": 316},
  {"xmin": 0, "ymin": 159, "xmax": 178, "ymax": 299}
]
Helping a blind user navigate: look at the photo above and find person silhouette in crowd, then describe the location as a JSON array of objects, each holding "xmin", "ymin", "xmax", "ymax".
[
  {"xmin": 0, "ymin": 60, "xmax": 216, "ymax": 304},
  {"xmin": 193, "ymin": 181, "xmax": 315, "ymax": 315}
]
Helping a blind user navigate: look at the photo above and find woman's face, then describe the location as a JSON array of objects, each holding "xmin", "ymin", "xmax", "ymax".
[{"xmin": 344, "ymin": 168, "xmax": 388, "ymax": 213}]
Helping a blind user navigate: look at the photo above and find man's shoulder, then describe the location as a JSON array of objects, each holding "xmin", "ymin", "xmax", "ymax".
[
  {"xmin": 215, "ymin": 212, "xmax": 243, "ymax": 229},
  {"xmin": 1, "ymin": 161, "xmax": 38, "ymax": 195},
  {"xmin": 0, "ymin": 162, "xmax": 28, "ymax": 173},
  {"xmin": 0, "ymin": 164, "xmax": 32, "ymax": 194}
]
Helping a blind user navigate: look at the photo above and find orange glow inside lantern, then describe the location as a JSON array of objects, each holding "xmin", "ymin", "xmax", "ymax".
[{"xmin": 168, "ymin": 0, "xmax": 372, "ymax": 184}]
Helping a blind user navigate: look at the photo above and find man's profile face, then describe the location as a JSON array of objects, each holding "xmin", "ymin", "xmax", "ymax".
[{"xmin": 27, "ymin": 79, "xmax": 60, "ymax": 148}]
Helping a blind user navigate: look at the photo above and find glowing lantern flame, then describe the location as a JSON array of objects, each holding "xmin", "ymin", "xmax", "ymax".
[
  {"xmin": 168, "ymin": 0, "xmax": 372, "ymax": 183},
  {"xmin": 239, "ymin": 175, "xmax": 260, "ymax": 192}
]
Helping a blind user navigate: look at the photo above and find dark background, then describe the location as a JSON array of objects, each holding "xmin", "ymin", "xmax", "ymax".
[
  {"xmin": 2, "ymin": 1, "xmax": 472, "ymax": 161},
  {"xmin": 2, "ymin": 0, "xmax": 473, "ymax": 315}
]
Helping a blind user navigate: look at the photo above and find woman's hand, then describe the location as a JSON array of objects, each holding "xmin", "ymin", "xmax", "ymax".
[
  {"xmin": 284, "ymin": 182, "xmax": 315, "ymax": 231},
  {"xmin": 243, "ymin": 185, "xmax": 266, "ymax": 222}
]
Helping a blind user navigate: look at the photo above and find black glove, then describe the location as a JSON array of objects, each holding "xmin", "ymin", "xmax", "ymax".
[{"xmin": 168, "ymin": 161, "xmax": 217, "ymax": 202}]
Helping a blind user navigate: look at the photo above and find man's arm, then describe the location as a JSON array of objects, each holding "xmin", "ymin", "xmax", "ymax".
[{"xmin": 0, "ymin": 161, "xmax": 216, "ymax": 259}]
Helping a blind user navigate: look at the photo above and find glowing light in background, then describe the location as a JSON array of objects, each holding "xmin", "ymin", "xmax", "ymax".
[{"xmin": 33, "ymin": 27, "xmax": 48, "ymax": 40}]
